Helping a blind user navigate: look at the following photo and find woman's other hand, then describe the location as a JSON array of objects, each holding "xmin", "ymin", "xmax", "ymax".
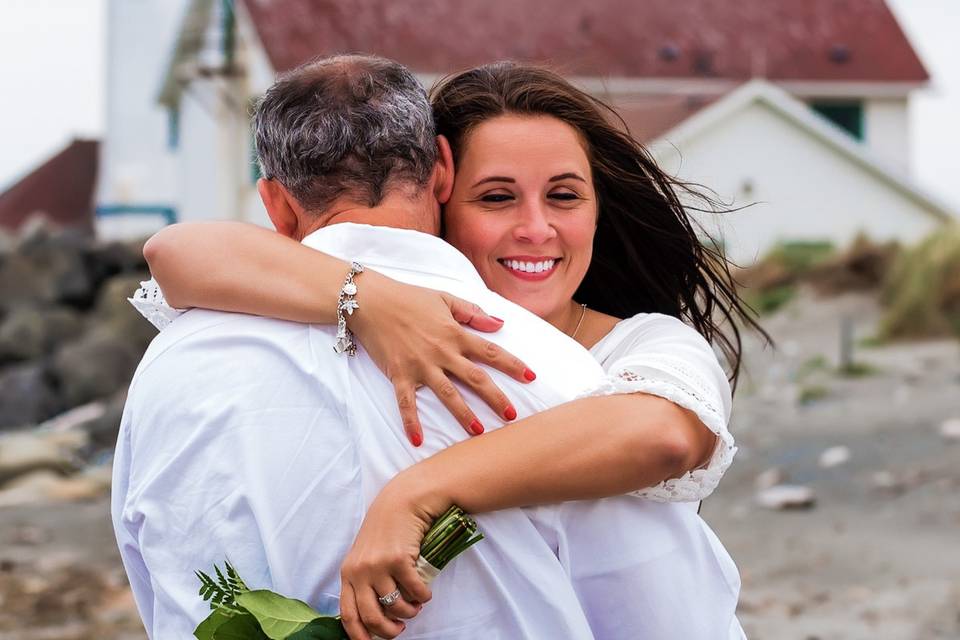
[
  {"xmin": 338, "ymin": 479, "xmax": 437, "ymax": 640},
  {"xmin": 349, "ymin": 270, "xmax": 535, "ymax": 446}
]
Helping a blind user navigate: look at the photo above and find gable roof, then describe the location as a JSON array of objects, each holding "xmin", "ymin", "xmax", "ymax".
[
  {"xmin": 240, "ymin": 0, "xmax": 927, "ymax": 83},
  {"xmin": 655, "ymin": 79, "xmax": 954, "ymax": 223},
  {"xmin": 0, "ymin": 139, "xmax": 98, "ymax": 232}
]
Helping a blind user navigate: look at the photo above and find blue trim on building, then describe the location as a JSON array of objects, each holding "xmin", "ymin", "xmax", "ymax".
[{"xmin": 96, "ymin": 205, "xmax": 178, "ymax": 225}]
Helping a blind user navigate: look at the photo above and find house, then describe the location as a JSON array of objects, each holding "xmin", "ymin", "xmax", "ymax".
[
  {"xmin": 95, "ymin": 0, "xmax": 955, "ymax": 262},
  {"xmin": 0, "ymin": 139, "xmax": 99, "ymax": 233}
]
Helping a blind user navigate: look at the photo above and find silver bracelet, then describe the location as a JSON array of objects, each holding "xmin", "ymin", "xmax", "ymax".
[{"xmin": 334, "ymin": 261, "xmax": 364, "ymax": 355}]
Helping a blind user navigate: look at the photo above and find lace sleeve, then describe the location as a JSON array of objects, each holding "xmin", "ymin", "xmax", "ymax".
[
  {"xmin": 581, "ymin": 315, "xmax": 735, "ymax": 503},
  {"xmin": 128, "ymin": 278, "xmax": 185, "ymax": 331}
]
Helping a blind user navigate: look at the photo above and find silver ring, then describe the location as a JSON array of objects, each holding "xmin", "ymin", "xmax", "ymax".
[{"xmin": 377, "ymin": 589, "xmax": 402, "ymax": 607}]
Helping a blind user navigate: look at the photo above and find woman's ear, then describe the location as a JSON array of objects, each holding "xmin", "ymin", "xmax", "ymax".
[
  {"xmin": 433, "ymin": 135, "xmax": 455, "ymax": 204},
  {"xmin": 258, "ymin": 178, "xmax": 300, "ymax": 239}
]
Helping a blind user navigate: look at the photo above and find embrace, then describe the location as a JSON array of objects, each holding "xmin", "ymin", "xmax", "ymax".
[{"xmin": 113, "ymin": 54, "xmax": 765, "ymax": 639}]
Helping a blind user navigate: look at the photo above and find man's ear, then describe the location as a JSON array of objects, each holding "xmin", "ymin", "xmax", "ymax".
[
  {"xmin": 433, "ymin": 135, "xmax": 455, "ymax": 204},
  {"xmin": 258, "ymin": 178, "xmax": 300, "ymax": 239}
]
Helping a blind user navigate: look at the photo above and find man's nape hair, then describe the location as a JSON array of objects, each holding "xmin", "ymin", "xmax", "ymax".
[{"xmin": 253, "ymin": 54, "xmax": 438, "ymax": 212}]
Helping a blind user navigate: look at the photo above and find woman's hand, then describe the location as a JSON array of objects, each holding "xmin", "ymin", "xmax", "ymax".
[
  {"xmin": 349, "ymin": 270, "xmax": 535, "ymax": 446},
  {"xmin": 338, "ymin": 477, "xmax": 442, "ymax": 640}
]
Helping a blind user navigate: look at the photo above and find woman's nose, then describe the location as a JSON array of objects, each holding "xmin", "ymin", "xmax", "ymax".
[{"xmin": 512, "ymin": 201, "xmax": 557, "ymax": 244}]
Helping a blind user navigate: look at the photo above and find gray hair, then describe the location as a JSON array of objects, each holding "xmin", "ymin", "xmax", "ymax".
[{"xmin": 253, "ymin": 54, "xmax": 437, "ymax": 211}]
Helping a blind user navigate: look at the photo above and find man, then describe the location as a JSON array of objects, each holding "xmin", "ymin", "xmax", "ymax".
[{"xmin": 113, "ymin": 55, "xmax": 739, "ymax": 639}]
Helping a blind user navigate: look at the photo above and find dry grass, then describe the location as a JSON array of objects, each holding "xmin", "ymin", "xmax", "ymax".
[{"xmin": 878, "ymin": 225, "xmax": 960, "ymax": 340}]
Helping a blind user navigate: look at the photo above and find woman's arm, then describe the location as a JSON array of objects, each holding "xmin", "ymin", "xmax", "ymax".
[
  {"xmin": 143, "ymin": 222, "xmax": 535, "ymax": 443},
  {"xmin": 337, "ymin": 392, "xmax": 714, "ymax": 640},
  {"xmin": 403, "ymin": 392, "xmax": 714, "ymax": 511}
]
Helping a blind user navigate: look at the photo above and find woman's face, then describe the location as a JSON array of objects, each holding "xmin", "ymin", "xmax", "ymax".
[{"xmin": 443, "ymin": 114, "xmax": 598, "ymax": 324}]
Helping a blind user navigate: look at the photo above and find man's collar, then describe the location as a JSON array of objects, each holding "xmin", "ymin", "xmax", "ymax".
[{"xmin": 301, "ymin": 223, "xmax": 486, "ymax": 286}]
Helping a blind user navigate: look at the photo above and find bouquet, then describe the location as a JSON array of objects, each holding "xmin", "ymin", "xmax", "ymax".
[{"xmin": 193, "ymin": 505, "xmax": 483, "ymax": 639}]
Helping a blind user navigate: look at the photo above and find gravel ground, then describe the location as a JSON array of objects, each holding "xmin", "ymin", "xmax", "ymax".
[{"xmin": 1, "ymin": 288, "xmax": 957, "ymax": 639}]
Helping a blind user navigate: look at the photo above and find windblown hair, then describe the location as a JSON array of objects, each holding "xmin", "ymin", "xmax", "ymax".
[
  {"xmin": 253, "ymin": 54, "xmax": 437, "ymax": 211},
  {"xmin": 431, "ymin": 62, "xmax": 769, "ymax": 388}
]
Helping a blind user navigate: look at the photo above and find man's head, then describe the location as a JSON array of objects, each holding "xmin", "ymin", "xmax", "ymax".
[{"xmin": 253, "ymin": 54, "xmax": 453, "ymax": 239}]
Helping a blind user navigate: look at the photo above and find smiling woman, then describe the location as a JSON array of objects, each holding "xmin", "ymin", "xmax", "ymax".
[{"xmin": 444, "ymin": 114, "xmax": 598, "ymax": 327}]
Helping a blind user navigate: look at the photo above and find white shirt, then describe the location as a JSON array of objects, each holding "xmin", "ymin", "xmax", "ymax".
[{"xmin": 115, "ymin": 223, "xmax": 744, "ymax": 639}]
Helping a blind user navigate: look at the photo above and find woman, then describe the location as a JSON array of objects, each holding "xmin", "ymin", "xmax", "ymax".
[{"xmin": 134, "ymin": 62, "xmax": 763, "ymax": 639}]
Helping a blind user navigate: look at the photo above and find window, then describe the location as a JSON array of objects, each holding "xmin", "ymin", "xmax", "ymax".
[
  {"xmin": 221, "ymin": 0, "xmax": 236, "ymax": 69},
  {"xmin": 250, "ymin": 129, "xmax": 261, "ymax": 184},
  {"xmin": 167, "ymin": 107, "xmax": 180, "ymax": 150},
  {"xmin": 810, "ymin": 101, "xmax": 863, "ymax": 140}
]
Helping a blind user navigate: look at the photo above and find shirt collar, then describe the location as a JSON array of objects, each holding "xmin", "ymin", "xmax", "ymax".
[{"xmin": 301, "ymin": 222, "xmax": 486, "ymax": 287}]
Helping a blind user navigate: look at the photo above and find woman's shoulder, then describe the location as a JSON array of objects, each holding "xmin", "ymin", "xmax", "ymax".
[{"xmin": 595, "ymin": 312, "xmax": 702, "ymax": 347}]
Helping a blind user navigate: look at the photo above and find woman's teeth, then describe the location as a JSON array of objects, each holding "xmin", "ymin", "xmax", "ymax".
[{"xmin": 501, "ymin": 259, "xmax": 557, "ymax": 273}]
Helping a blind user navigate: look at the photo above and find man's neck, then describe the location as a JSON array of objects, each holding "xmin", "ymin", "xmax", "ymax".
[{"xmin": 302, "ymin": 192, "xmax": 440, "ymax": 239}]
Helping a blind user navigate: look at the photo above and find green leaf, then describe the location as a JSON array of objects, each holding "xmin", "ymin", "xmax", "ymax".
[
  {"xmin": 286, "ymin": 617, "xmax": 348, "ymax": 640},
  {"xmin": 194, "ymin": 609, "xmax": 234, "ymax": 640},
  {"xmin": 212, "ymin": 612, "xmax": 269, "ymax": 640},
  {"xmin": 235, "ymin": 590, "xmax": 323, "ymax": 640}
]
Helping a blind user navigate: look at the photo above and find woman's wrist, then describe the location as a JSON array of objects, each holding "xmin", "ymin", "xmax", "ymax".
[{"xmin": 387, "ymin": 464, "xmax": 453, "ymax": 524}]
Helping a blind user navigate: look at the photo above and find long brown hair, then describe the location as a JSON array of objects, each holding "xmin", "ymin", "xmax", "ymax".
[{"xmin": 431, "ymin": 61, "xmax": 769, "ymax": 389}]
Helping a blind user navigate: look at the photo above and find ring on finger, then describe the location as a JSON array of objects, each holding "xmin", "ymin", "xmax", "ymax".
[{"xmin": 377, "ymin": 589, "xmax": 402, "ymax": 607}]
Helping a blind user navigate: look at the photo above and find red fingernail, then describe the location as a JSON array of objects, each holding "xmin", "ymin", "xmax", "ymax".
[
  {"xmin": 411, "ymin": 432, "xmax": 423, "ymax": 447},
  {"xmin": 503, "ymin": 405, "xmax": 517, "ymax": 420},
  {"xmin": 523, "ymin": 368, "xmax": 537, "ymax": 382},
  {"xmin": 470, "ymin": 419, "xmax": 484, "ymax": 435},
  {"xmin": 490, "ymin": 316, "xmax": 504, "ymax": 323}
]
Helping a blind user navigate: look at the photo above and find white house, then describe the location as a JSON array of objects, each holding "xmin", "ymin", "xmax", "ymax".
[
  {"xmin": 95, "ymin": 0, "xmax": 956, "ymax": 262},
  {"xmin": 650, "ymin": 80, "xmax": 954, "ymax": 263}
]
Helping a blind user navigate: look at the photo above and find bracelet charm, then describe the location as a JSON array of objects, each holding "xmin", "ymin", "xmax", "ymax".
[{"xmin": 334, "ymin": 261, "xmax": 364, "ymax": 356}]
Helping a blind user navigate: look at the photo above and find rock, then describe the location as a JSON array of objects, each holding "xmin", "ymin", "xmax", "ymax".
[
  {"xmin": 0, "ymin": 464, "xmax": 109, "ymax": 507},
  {"xmin": 92, "ymin": 273, "xmax": 157, "ymax": 349},
  {"xmin": 51, "ymin": 328, "xmax": 142, "ymax": 407},
  {"xmin": 0, "ymin": 470, "xmax": 64, "ymax": 507},
  {"xmin": 0, "ymin": 430, "xmax": 85, "ymax": 485},
  {"xmin": 0, "ymin": 363, "xmax": 62, "ymax": 430},
  {"xmin": 871, "ymin": 471, "xmax": 906, "ymax": 494},
  {"xmin": 0, "ymin": 305, "xmax": 84, "ymax": 363},
  {"xmin": 84, "ymin": 239, "xmax": 147, "ymax": 284},
  {"xmin": 41, "ymin": 401, "xmax": 107, "ymax": 433},
  {"xmin": 755, "ymin": 484, "xmax": 817, "ymax": 510},
  {"xmin": 754, "ymin": 467, "xmax": 787, "ymax": 490},
  {"xmin": 819, "ymin": 445, "xmax": 851, "ymax": 468},
  {"xmin": 78, "ymin": 391, "xmax": 126, "ymax": 452},
  {"xmin": 0, "ymin": 225, "xmax": 94, "ymax": 310},
  {"xmin": 939, "ymin": 418, "xmax": 960, "ymax": 441}
]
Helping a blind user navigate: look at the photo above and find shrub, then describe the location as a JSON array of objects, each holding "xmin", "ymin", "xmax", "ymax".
[{"xmin": 879, "ymin": 225, "xmax": 960, "ymax": 340}]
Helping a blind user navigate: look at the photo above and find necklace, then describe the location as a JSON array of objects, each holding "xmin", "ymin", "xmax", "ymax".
[{"xmin": 569, "ymin": 303, "xmax": 588, "ymax": 339}]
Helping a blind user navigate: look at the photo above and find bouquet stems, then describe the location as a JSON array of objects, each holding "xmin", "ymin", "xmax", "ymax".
[{"xmin": 194, "ymin": 505, "xmax": 483, "ymax": 640}]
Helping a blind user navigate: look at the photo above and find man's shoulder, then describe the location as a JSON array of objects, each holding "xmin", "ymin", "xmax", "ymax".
[{"xmin": 131, "ymin": 309, "xmax": 336, "ymax": 389}]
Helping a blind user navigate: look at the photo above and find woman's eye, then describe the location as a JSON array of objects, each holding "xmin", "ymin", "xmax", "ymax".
[
  {"xmin": 480, "ymin": 193, "xmax": 513, "ymax": 203},
  {"xmin": 549, "ymin": 192, "xmax": 580, "ymax": 201}
]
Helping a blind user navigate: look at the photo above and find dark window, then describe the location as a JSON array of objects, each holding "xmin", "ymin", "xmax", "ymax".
[
  {"xmin": 250, "ymin": 130, "xmax": 261, "ymax": 184},
  {"xmin": 221, "ymin": 0, "xmax": 236, "ymax": 69},
  {"xmin": 167, "ymin": 108, "xmax": 180, "ymax": 150},
  {"xmin": 810, "ymin": 101, "xmax": 863, "ymax": 140}
]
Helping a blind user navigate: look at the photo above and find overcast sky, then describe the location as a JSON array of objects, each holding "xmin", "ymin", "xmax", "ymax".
[{"xmin": 0, "ymin": 0, "xmax": 957, "ymax": 207}]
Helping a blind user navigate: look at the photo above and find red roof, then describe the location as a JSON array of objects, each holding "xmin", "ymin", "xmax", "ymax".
[
  {"xmin": 0, "ymin": 139, "xmax": 98, "ymax": 232},
  {"xmin": 241, "ymin": 0, "xmax": 928, "ymax": 83}
]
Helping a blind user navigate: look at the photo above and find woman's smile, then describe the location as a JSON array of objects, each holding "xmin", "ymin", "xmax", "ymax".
[{"xmin": 497, "ymin": 256, "xmax": 562, "ymax": 280}]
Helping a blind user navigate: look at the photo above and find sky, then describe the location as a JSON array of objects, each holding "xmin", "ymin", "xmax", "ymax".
[{"xmin": 0, "ymin": 0, "xmax": 958, "ymax": 207}]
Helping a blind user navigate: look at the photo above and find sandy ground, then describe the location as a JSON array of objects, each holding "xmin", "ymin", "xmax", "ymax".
[{"xmin": 1, "ymin": 288, "xmax": 958, "ymax": 639}]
